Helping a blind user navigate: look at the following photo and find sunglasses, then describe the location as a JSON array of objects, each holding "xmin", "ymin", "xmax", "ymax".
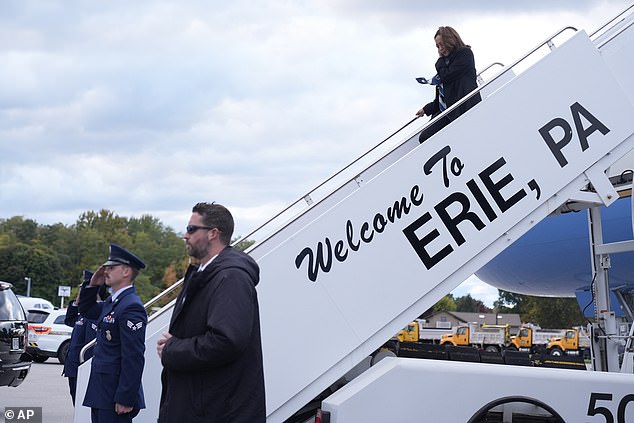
[{"xmin": 185, "ymin": 224, "xmax": 216, "ymax": 234}]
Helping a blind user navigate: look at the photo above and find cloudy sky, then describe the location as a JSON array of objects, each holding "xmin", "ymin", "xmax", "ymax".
[{"xmin": 1, "ymin": 1, "xmax": 630, "ymax": 305}]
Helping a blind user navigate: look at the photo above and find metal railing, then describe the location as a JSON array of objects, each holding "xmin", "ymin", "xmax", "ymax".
[
  {"xmin": 476, "ymin": 62, "xmax": 504, "ymax": 86},
  {"xmin": 79, "ymin": 288, "xmax": 181, "ymax": 362},
  {"xmin": 590, "ymin": 3, "xmax": 634, "ymax": 39},
  {"xmin": 230, "ymin": 26, "xmax": 578, "ymax": 250},
  {"xmin": 77, "ymin": 13, "xmax": 632, "ymax": 362},
  {"xmin": 595, "ymin": 17, "xmax": 634, "ymax": 49}
]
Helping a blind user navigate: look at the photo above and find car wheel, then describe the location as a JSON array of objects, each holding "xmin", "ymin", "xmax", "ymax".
[
  {"xmin": 550, "ymin": 347, "xmax": 563, "ymax": 357},
  {"xmin": 58, "ymin": 341, "xmax": 70, "ymax": 365},
  {"xmin": 32, "ymin": 354, "xmax": 48, "ymax": 363}
]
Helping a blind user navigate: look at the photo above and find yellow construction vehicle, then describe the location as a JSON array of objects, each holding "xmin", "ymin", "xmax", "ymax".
[{"xmin": 546, "ymin": 328, "xmax": 590, "ymax": 356}]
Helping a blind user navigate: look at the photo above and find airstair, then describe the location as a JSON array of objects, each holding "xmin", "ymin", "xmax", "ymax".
[{"xmin": 75, "ymin": 6, "xmax": 634, "ymax": 423}]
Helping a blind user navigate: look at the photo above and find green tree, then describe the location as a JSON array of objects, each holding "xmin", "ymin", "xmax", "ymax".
[
  {"xmin": 73, "ymin": 209, "xmax": 187, "ymax": 302},
  {"xmin": 0, "ymin": 243, "xmax": 65, "ymax": 303},
  {"xmin": 0, "ymin": 210, "xmax": 189, "ymax": 304},
  {"xmin": 37, "ymin": 223, "xmax": 82, "ymax": 285},
  {"xmin": 233, "ymin": 238, "xmax": 256, "ymax": 252},
  {"xmin": 76, "ymin": 210, "xmax": 130, "ymax": 239},
  {"xmin": 496, "ymin": 289, "xmax": 586, "ymax": 328},
  {"xmin": 0, "ymin": 216, "xmax": 39, "ymax": 244},
  {"xmin": 431, "ymin": 294, "xmax": 457, "ymax": 313},
  {"xmin": 522, "ymin": 297, "xmax": 586, "ymax": 328},
  {"xmin": 496, "ymin": 290, "xmax": 530, "ymax": 315},
  {"xmin": 455, "ymin": 294, "xmax": 489, "ymax": 313}
]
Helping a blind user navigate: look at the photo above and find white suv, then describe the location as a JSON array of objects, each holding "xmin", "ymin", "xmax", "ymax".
[
  {"xmin": 26, "ymin": 309, "xmax": 72, "ymax": 364},
  {"xmin": 18, "ymin": 296, "xmax": 55, "ymax": 312}
]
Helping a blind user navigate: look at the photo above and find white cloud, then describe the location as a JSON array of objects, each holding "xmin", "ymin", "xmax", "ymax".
[
  {"xmin": 0, "ymin": 0, "xmax": 628, "ymax": 242},
  {"xmin": 452, "ymin": 275, "xmax": 500, "ymax": 307}
]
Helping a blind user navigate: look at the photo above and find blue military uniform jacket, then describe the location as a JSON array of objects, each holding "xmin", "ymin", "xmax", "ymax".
[
  {"xmin": 63, "ymin": 302, "xmax": 98, "ymax": 378},
  {"xmin": 79, "ymin": 285, "xmax": 147, "ymax": 410}
]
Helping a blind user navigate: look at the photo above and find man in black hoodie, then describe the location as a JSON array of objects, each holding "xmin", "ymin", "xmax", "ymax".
[{"xmin": 157, "ymin": 202, "xmax": 265, "ymax": 423}]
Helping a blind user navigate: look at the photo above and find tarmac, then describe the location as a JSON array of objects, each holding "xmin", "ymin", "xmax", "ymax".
[{"xmin": 1, "ymin": 361, "xmax": 74, "ymax": 423}]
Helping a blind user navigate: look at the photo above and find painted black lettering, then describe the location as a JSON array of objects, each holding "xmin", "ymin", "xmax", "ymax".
[
  {"xmin": 435, "ymin": 192, "xmax": 485, "ymax": 246},
  {"xmin": 403, "ymin": 212, "xmax": 453, "ymax": 270},
  {"xmin": 346, "ymin": 220, "xmax": 360, "ymax": 252},
  {"xmin": 571, "ymin": 102, "xmax": 610, "ymax": 151},
  {"xmin": 411, "ymin": 184, "xmax": 424, "ymax": 206},
  {"xmin": 466, "ymin": 179, "xmax": 497, "ymax": 222},
  {"xmin": 528, "ymin": 179, "xmax": 541, "ymax": 200},
  {"xmin": 387, "ymin": 197, "xmax": 412, "ymax": 223},
  {"xmin": 360, "ymin": 222, "xmax": 374, "ymax": 243},
  {"xmin": 373, "ymin": 213, "xmax": 387, "ymax": 233},
  {"xmin": 618, "ymin": 393, "xmax": 634, "ymax": 423},
  {"xmin": 423, "ymin": 145, "xmax": 452, "ymax": 187},
  {"xmin": 480, "ymin": 158, "xmax": 527, "ymax": 213},
  {"xmin": 587, "ymin": 392, "xmax": 614, "ymax": 423},
  {"xmin": 334, "ymin": 240, "xmax": 347, "ymax": 262},
  {"xmin": 539, "ymin": 117, "xmax": 573, "ymax": 167},
  {"xmin": 450, "ymin": 156, "xmax": 464, "ymax": 177},
  {"xmin": 295, "ymin": 239, "xmax": 333, "ymax": 282}
]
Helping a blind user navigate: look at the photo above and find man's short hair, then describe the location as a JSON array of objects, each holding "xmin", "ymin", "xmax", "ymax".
[
  {"xmin": 192, "ymin": 202, "xmax": 234, "ymax": 245},
  {"xmin": 129, "ymin": 266, "xmax": 140, "ymax": 282}
]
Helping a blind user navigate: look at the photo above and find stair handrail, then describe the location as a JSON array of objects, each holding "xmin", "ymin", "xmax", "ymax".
[
  {"xmin": 595, "ymin": 18, "xmax": 634, "ymax": 49},
  {"xmin": 80, "ymin": 25, "xmax": 581, "ymax": 365},
  {"xmin": 79, "ymin": 286, "xmax": 182, "ymax": 363},
  {"xmin": 232, "ymin": 26, "xmax": 578, "ymax": 248},
  {"xmin": 476, "ymin": 62, "xmax": 505, "ymax": 85},
  {"xmin": 590, "ymin": 3, "xmax": 634, "ymax": 39}
]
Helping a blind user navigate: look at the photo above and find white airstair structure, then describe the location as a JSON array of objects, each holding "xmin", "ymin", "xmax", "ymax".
[{"xmin": 75, "ymin": 6, "xmax": 634, "ymax": 423}]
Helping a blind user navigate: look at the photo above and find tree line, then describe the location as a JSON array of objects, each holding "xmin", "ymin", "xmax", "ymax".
[
  {"xmin": 1, "ymin": 210, "xmax": 586, "ymax": 328},
  {"xmin": 425, "ymin": 291, "xmax": 586, "ymax": 329},
  {"xmin": 0, "ymin": 210, "xmax": 189, "ymax": 305}
]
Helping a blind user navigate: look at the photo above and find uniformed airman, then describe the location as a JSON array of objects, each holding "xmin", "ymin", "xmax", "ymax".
[
  {"xmin": 80, "ymin": 244, "xmax": 147, "ymax": 423},
  {"xmin": 63, "ymin": 269, "xmax": 107, "ymax": 405}
]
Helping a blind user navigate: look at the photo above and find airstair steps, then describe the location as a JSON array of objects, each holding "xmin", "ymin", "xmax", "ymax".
[{"xmin": 74, "ymin": 7, "xmax": 634, "ymax": 423}]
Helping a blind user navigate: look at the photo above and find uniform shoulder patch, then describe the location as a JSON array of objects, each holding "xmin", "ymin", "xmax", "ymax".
[{"xmin": 127, "ymin": 320, "xmax": 144, "ymax": 331}]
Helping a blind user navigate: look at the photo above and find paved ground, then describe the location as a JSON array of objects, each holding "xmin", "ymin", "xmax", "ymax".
[{"xmin": 1, "ymin": 361, "xmax": 74, "ymax": 423}]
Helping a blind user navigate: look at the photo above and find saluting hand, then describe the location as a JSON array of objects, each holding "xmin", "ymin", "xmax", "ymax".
[{"xmin": 90, "ymin": 266, "xmax": 107, "ymax": 287}]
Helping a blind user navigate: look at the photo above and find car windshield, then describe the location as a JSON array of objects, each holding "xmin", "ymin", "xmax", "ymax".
[
  {"xmin": 0, "ymin": 288, "xmax": 27, "ymax": 321},
  {"xmin": 27, "ymin": 310, "xmax": 50, "ymax": 324}
]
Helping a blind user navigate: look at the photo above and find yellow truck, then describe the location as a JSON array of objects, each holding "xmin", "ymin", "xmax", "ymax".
[
  {"xmin": 546, "ymin": 328, "xmax": 591, "ymax": 356},
  {"xmin": 374, "ymin": 320, "xmax": 453, "ymax": 363},
  {"xmin": 509, "ymin": 325, "xmax": 568, "ymax": 353},
  {"xmin": 395, "ymin": 320, "xmax": 452, "ymax": 344},
  {"xmin": 440, "ymin": 323, "xmax": 511, "ymax": 352}
]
